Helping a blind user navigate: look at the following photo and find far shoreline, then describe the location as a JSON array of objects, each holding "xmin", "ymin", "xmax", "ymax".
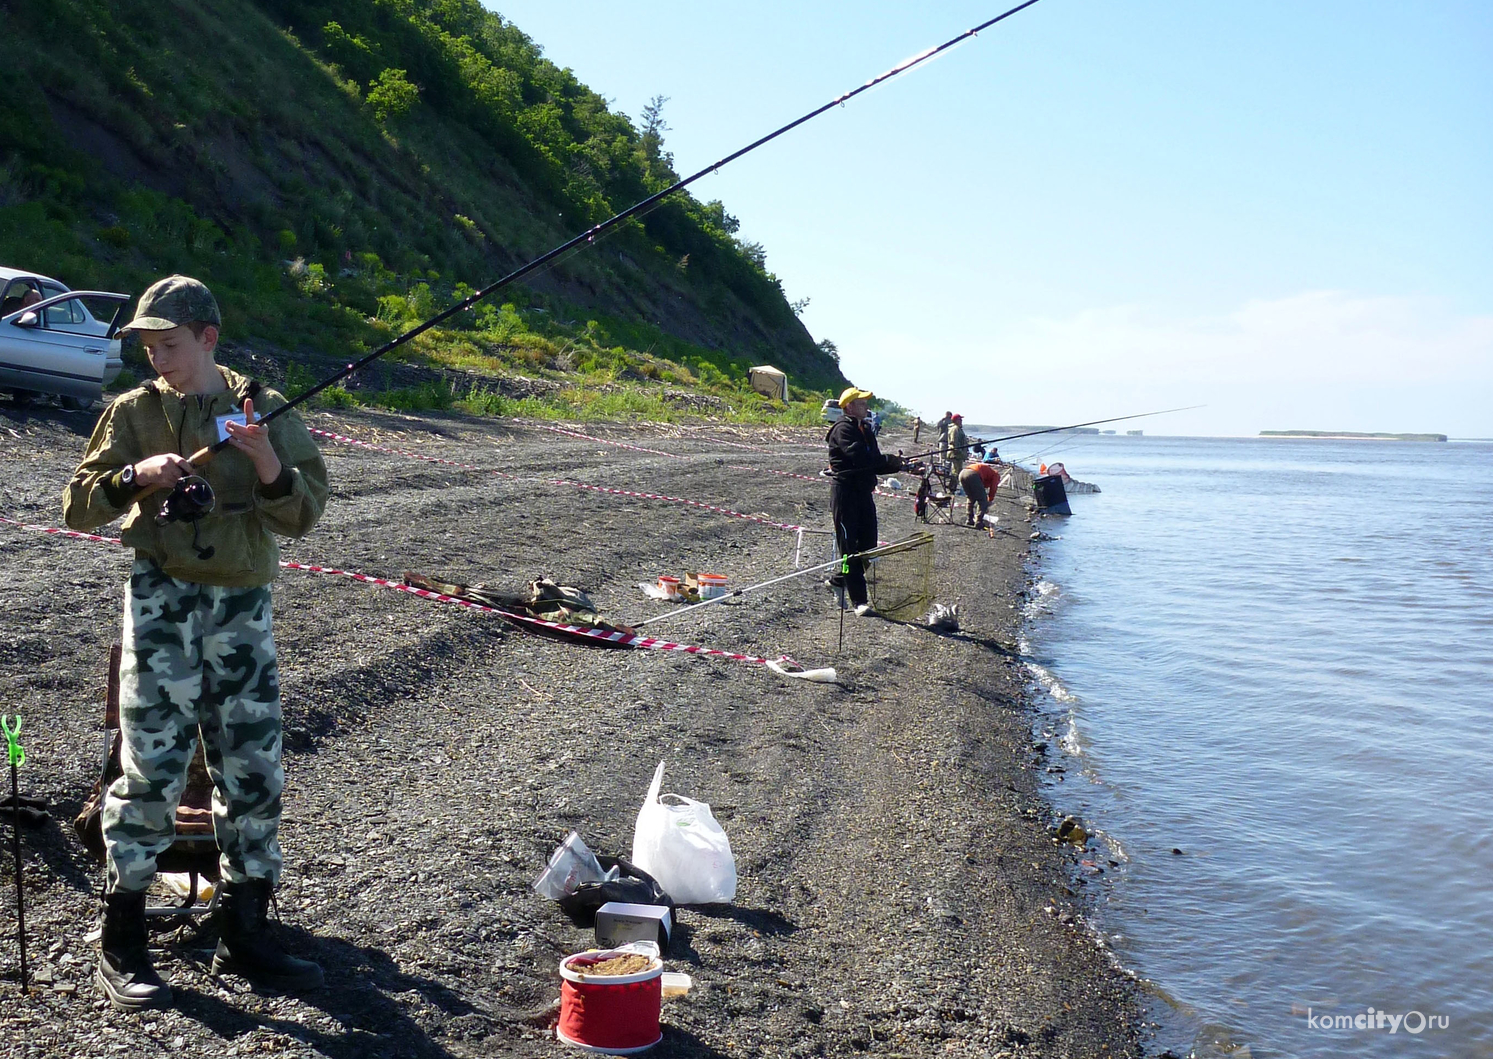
[{"xmin": 1259, "ymin": 430, "xmax": 1447, "ymax": 442}]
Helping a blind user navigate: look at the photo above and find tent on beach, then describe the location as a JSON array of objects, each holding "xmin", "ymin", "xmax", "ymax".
[{"xmin": 747, "ymin": 365, "xmax": 788, "ymax": 402}]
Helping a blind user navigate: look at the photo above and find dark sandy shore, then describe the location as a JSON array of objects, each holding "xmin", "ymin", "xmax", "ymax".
[{"xmin": 0, "ymin": 400, "xmax": 1141, "ymax": 1058}]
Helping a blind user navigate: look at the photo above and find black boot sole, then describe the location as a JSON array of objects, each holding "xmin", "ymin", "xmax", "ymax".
[
  {"xmin": 95, "ymin": 966, "xmax": 173, "ymax": 1011},
  {"xmin": 211, "ymin": 952, "xmax": 325, "ymax": 993}
]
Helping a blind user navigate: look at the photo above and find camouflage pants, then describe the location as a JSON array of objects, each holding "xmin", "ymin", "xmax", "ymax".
[{"xmin": 104, "ymin": 559, "xmax": 284, "ymax": 892}]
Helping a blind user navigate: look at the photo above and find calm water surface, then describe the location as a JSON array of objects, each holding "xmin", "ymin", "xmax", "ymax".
[{"xmin": 1017, "ymin": 436, "xmax": 1493, "ymax": 1058}]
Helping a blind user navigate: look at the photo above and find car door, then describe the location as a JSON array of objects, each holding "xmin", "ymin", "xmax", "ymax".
[{"xmin": 0, "ymin": 292, "xmax": 129, "ymax": 400}]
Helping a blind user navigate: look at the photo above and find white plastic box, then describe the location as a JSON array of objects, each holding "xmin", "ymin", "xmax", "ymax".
[{"xmin": 595, "ymin": 901, "xmax": 673, "ymax": 953}]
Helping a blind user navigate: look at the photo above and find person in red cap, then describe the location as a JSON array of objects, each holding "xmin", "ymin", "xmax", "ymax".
[{"xmin": 825, "ymin": 386, "xmax": 905, "ymax": 617}]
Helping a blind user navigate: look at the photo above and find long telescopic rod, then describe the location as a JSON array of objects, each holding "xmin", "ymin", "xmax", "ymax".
[
  {"xmin": 901, "ymin": 405, "xmax": 1203, "ymax": 464},
  {"xmin": 631, "ymin": 554, "xmax": 847, "ymax": 629},
  {"xmin": 185, "ymin": 0, "xmax": 1044, "ymax": 465}
]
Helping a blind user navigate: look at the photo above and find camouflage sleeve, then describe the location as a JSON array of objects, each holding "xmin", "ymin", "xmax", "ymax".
[
  {"xmin": 253, "ymin": 396, "xmax": 328, "ymax": 539},
  {"xmin": 62, "ymin": 399, "xmax": 143, "ymax": 531}
]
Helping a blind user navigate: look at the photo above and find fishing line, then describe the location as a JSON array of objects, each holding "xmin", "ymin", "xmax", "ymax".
[
  {"xmin": 901, "ymin": 404, "xmax": 1203, "ymax": 463},
  {"xmin": 1012, "ymin": 431, "xmax": 1094, "ymax": 467},
  {"xmin": 176, "ymin": 0, "xmax": 1046, "ymax": 467}
]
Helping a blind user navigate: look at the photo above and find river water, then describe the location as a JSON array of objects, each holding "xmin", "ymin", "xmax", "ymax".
[{"xmin": 1014, "ymin": 435, "xmax": 1493, "ymax": 1058}]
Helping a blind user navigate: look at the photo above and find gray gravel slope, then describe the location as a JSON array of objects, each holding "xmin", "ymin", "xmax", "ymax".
[{"xmin": 0, "ymin": 402, "xmax": 1140, "ymax": 1058}]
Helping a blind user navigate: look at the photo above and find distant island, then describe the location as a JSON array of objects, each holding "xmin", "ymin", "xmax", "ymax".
[{"xmin": 1260, "ymin": 430, "xmax": 1447, "ymax": 442}]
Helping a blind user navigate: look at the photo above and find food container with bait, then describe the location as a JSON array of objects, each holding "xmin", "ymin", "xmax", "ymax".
[
  {"xmin": 656, "ymin": 575, "xmax": 682, "ymax": 601},
  {"xmin": 696, "ymin": 573, "xmax": 729, "ymax": 600},
  {"xmin": 557, "ymin": 949, "xmax": 664, "ymax": 1054}
]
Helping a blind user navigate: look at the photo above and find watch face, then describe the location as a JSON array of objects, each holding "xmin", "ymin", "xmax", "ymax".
[{"xmin": 122, "ymin": 465, "xmax": 135, "ymax": 485}]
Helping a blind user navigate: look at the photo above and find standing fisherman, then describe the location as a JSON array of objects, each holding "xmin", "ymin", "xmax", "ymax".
[
  {"xmin": 826, "ymin": 387, "xmax": 905, "ymax": 617},
  {"xmin": 935, "ymin": 411, "xmax": 953, "ymax": 458},
  {"xmin": 947, "ymin": 414, "xmax": 970, "ymax": 480},
  {"xmin": 62, "ymin": 276, "xmax": 329, "ymax": 1010}
]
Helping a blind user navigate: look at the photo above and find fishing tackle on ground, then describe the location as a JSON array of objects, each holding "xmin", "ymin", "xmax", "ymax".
[{"xmin": 173, "ymin": 1, "xmax": 1047, "ymax": 471}]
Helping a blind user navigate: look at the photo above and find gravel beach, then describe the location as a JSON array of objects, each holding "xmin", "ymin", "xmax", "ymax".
[{"xmin": 0, "ymin": 400, "xmax": 1141, "ymax": 1058}]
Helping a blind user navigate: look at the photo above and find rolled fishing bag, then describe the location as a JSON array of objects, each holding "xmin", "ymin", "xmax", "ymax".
[{"xmin": 630, "ymin": 761, "xmax": 737, "ymax": 905}]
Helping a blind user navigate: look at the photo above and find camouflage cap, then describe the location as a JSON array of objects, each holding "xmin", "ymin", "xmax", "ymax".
[{"xmin": 123, "ymin": 275, "xmax": 221, "ymax": 332}]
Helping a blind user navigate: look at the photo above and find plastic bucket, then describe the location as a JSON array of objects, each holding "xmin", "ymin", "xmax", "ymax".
[
  {"xmin": 657, "ymin": 576, "xmax": 682, "ymax": 600},
  {"xmin": 697, "ymin": 573, "xmax": 728, "ymax": 600},
  {"xmin": 557, "ymin": 950, "xmax": 664, "ymax": 1054}
]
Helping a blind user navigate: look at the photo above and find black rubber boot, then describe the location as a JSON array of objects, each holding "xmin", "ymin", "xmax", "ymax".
[
  {"xmin": 211, "ymin": 878, "xmax": 324, "ymax": 992},
  {"xmin": 96, "ymin": 890, "xmax": 172, "ymax": 1011}
]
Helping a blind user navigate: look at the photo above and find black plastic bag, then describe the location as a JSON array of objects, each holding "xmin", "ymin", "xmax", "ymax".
[{"xmin": 557, "ymin": 854, "xmax": 673, "ymax": 927}]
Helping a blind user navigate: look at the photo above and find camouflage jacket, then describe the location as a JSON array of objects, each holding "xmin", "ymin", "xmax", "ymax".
[{"xmin": 63, "ymin": 366, "xmax": 328, "ymax": 587}]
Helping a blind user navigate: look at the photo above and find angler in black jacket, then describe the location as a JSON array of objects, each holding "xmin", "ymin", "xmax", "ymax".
[{"xmin": 826, "ymin": 386, "xmax": 905, "ymax": 615}]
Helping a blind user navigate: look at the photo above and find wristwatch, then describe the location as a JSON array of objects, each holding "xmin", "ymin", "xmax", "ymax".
[{"xmin": 120, "ymin": 464, "xmax": 137, "ymax": 487}]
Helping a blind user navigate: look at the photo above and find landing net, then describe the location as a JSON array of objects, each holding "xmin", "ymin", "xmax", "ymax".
[{"xmin": 862, "ymin": 532, "xmax": 936, "ymax": 621}]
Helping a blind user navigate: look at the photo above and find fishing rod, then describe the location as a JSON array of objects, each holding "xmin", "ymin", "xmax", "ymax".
[
  {"xmin": 178, "ymin": 0, "xmax": 1045, "ymax": 470},
  {"xmin": 631, "ymin": 555, "xmax": 846, "ymax": 629},
  {"xmin": 900, "ymin": 405, "xmax": 1203, "ymax": 464},
  {"xmin": 631, "ymin": 535, "xmax": 929, "ymax": 629}
]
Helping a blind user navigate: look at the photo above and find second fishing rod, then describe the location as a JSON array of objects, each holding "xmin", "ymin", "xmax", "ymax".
[
  {"xmin": 896, "ymin": 405, "xmax": 1204, "ymax": 465},
  {"xmin": 172, "ymin": 0, "xmax": 1045, "ymax": 473}
]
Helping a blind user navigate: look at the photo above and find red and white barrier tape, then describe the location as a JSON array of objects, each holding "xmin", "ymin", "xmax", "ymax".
[
  {"xmin": 0, "ymin": 517, "xmax": 122, "ymax": 546},
  {"xmin": 739, "ymin": 464, "xmax": 911, "ymax": 502},
  {"xmin": 682, "ymin": 434, "xmax": 772, "ymax": 453},
  {"xmin": 1, "ymin": 516, "xmax": 789, "ymax": 670},
  {"xmin": 522, "ymin": 423, "xmax": 686, "ymax": 460},
  {"xmin": 517, "ymin": 426, "xmax": 910, "ymax": 501},
  {"xmin": 308, "ymin": 427, "xmax": 808, "ymax": 532}
]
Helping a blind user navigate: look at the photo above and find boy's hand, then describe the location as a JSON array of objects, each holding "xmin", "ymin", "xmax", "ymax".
[
  {"xmin": 224, "ymin": 398, "xmax": 283, "ymax": 485},
  {"xmin": 134, "ymin": 453, "xmax": 197, "ymax": 489}
]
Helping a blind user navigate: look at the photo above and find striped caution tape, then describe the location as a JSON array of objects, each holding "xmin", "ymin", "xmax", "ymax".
[
  {"xmin": 521, "ymin": 423, "xmax": 686, "ymax": 460},
  {"xmin": 0, "ymin": 516, "xmax": 791, "ymax": 670},
  {"xmin": 308, "ymin": 427, "xmax": 808, "ymax": 532},
  {"xmin": 0, "ymin": 517, "xmax": 122, "ymax": 546},
  {"xmin": 741, "ymin": 465, "xmax": 912, "ymax": 502}
]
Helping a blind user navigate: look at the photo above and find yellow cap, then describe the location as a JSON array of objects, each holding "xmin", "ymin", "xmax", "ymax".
[{"xmin": 838, "ymin": 386, "xmax": 874, "ymax": 406}]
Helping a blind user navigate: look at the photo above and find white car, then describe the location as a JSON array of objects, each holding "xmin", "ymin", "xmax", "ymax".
[
  {"xmin": 0, "ymin": 266, "xmax": 131, "ymax": 409},
  {"xmin": 820, "ymin": 398, "xmax": 842, "ymax": 422}
]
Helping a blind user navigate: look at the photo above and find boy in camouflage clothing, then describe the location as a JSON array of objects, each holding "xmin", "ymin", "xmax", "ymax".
[{"xmin": 64, "ymin": 276, "xmax": 329, "ymax": 1010}]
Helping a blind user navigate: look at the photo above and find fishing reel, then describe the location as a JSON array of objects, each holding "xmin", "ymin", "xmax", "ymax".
[{"xmin": 155, "ymin": 475, "xmax": 216, "ymax": 526}]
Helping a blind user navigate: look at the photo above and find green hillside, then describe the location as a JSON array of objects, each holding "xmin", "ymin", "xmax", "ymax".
[{"xmin": 0, "ymin": 0, "xmax": 850, "ymax": 420}]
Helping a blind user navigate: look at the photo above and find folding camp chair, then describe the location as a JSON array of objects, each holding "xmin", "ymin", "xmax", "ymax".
[
  {"xmin": 914, "ymin": 472, "xmax": 957, "ymax": 525},
  {"xmin": 74, "ymin": 644, "xmax": 221, "ymax": 919}
]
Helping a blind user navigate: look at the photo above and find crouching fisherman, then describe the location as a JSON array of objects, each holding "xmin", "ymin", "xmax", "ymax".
[
  {"xmin": 62, "ymin": 276, "xmax": 329, "ymax": 1010},
  {"xmin": 826, "ymin": 386, "xmax": 905, "ymax": 617}
]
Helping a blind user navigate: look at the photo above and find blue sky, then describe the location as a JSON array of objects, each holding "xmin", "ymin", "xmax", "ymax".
[{"xmin": 486, "ymin": 1, "xmax": 1492, "ymax": 437}]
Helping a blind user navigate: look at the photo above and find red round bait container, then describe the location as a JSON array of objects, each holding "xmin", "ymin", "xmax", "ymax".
[{"xmin": 556, "ymin": 950, "xmax": 664, "ymax": 1054}]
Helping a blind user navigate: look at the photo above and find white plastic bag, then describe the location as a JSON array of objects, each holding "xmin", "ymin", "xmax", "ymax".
[{"xmin": 631, "ymin": 761, "xmax": 737, "ymax": 904}]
